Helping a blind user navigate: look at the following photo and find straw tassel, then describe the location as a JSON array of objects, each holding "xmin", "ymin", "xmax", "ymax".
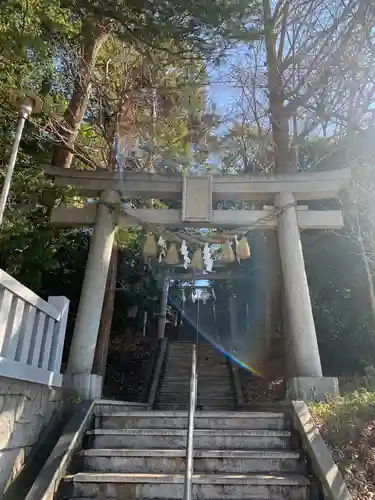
[
  {"xmin": 191, "ymin": 247, "xmax": 204, "ymax": 270},
  {"xmin": 221, "ymin": 240, "xmax": 235, "ymax": 263},
  {"xmin": 165, "ymin": 243, "xmax": 179, "ymax": 265},
  {"xmin": 237, "ymin": 236, "xmax": 251, "ymax": 260},
  {"xmin": 142, "ymin": 234, "xmax": 157, "ymax": 260}
]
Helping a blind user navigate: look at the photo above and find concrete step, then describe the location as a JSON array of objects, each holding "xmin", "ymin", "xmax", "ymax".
[
  {"xmin": 158, "ymin": 394, "xmax": 233, "ymax": 398},
  {"xmin": 162, "ymin": 367, "xmax": 232, "ymax": 374},
  {"xmin": 86, "ymin": 428, "xmax": 292, "ymax": 450},
  {"xmin": 164, "ymin": 373, "xmax": 230, "ymax": 379},
  {"xmin": 166, "ymin": 366, "xmax": 229, "ymax": 373},
  {"xmin": 159, "ymin": 385, "xmax": 233, "ymax": 391},
  {"xmin": 162, "ymin": 373, "xmax": 230, "ymax": 378},
  {"xmin": 158, "ymin": 394, "xmax": 235, "ymax": 399},
  {"xmin": 157, "ymin": 400, "xmax": 236, "ymax": 406},
  {"xmin": 94, "ymin": 401, "xmax": 150, "ymax": 416},
  {"xmin": 158, "ymin": 394, "xmax": 235, "ymax": 401},
  {"xmin": 167, "ymin": 356, "xmax": 229, "ymax": 361},
  {"xmin": 159, "ymin": 384, "xmax": 233, "ymax": 389},
  {"xmin": 156, "ymin": 406, "xmax": 237, "ymax": 412},
  {"xmin": 158, "ymin": 393, "xmax": 233, "ymax": 396},
  {"xmin": 158, "ymin": 392, "xmax": 234, "ymax": 397},
  {"xmin": 98, "ymin": 411, "xmax": 286, "ymax": 430},
  {"xmin": 155, "ymin": 403, "xmax": 237, "ymax": 408},
  {"xmin": 156, "ymin": 406, "xmax": 238, "ymax": 412},
  {"xmin": 160, "ymin": 373, "xmax": 229, "ymax": 378},
  {"xmin": 62, "ymin": 472, "xmax": 309, "ymax": 499},
  {"xmin": 80, "ymin": 449, "xmax": 302, "ymax": 474}
]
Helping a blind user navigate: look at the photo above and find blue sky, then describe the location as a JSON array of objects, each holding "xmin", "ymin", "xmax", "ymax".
[{"xmin": 205, "ymin": 44, "xmax": 252, "ymax": 115}]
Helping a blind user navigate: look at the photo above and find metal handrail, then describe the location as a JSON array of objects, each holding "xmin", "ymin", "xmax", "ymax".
[{"xmin": 184, "ymin": 343, "xmax": 197, "ymax": 500}]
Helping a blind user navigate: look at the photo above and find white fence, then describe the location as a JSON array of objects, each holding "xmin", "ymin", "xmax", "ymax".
[{"xmin": 0, "ymin": 269, "xmax": 69, "ymax": 387}]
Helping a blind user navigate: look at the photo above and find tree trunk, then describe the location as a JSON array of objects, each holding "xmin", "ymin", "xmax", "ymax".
[
  {"xmin": 92, "ymin": 243, "xmax": 118, "ymax": 376},
  {"xmin": 52, "ymin": 19, "xmax": 109, "ymax": 168},
  {"xmin": 262, "ymin": 0, "xmax": 293, "ymax": 173}
]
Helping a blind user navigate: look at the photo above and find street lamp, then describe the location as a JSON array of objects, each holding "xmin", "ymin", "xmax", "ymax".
[{"xmin": 0, "ymin": 91, "xmax": 42, "ymax": 225}]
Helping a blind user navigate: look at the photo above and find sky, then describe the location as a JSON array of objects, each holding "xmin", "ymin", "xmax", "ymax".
[{"xmin": 205, "ymin": 43, "xmax": 255, "ymax": 116}]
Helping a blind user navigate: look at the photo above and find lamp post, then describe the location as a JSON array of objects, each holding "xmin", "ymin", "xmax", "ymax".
[{"xmin": 0, "ymin": 92, "xmax": 42, "ymax": 225}]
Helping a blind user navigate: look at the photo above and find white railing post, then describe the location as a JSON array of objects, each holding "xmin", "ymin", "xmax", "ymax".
[
  {"xmin": 28, "ymin": 312, "xmax": 47, "ymax": 367},
  {"xmin": 47, "ymin": 296, "xmax": 69, "ymax": 373},
  {"xmin": 17, "ymin": 304, "xmax": 36, "ymax": 363},
  {"xmin": 0, "ymin": 288, "xmax": 13, "ymax": 353},
  {"xmin": 1, "ymin": 296, "xmax": 25, "ymax": 360},
  {"xmin": 39, "ymin": 316, "xmax": 55, "ymax": 369},
  {"xmin": 0, "ymin": 269, "xmax": 69, "ymax": 387}
]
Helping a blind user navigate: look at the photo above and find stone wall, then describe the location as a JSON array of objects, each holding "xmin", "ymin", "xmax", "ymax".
[{"xmin": 0, "ymin": 376, "xmax": 63, "ymax": 497}]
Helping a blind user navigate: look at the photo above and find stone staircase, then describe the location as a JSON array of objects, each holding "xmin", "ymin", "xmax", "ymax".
[
  {"xmin": 156, "ymin": 341, "xmax": 236, "ymax": 410},
  {"xmin": 59, "ymin": 409, "xmax": 310, "ymax": 499}
]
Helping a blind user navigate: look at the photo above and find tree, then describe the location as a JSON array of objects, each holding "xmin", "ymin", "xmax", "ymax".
[
  {"xmin": 200, "ymin": 1, "xmax": 375, "ymax": 377},
  {"xmin": 57, "ymin": 36, "xmax": 214, "ymax": 172},
  {"xmin": 214, "ymin": 0, "xmax": 375, "ymax": 173},
  {"xmin": 50, "ymin": 0, "xmax": 260, "ymax": 168}
]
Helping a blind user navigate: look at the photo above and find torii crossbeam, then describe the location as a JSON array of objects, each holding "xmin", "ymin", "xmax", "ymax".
[{"xmin": 46, "ymin": 166, "xmax": 350, "ymax": 230}]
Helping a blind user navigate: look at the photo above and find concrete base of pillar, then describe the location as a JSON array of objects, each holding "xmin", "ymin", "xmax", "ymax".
[
  {"xmin": 286, "ymin": 377, "xmax": 340, "ymax": 402},
  {"xmin": 64, "ymin": 374, "xmax": 103, "ymax": 399}
]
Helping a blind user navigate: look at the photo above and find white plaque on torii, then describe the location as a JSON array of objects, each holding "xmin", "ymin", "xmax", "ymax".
[{"xmin": 182, "ymin": 176, "xmax": 213, "ymax": 223}]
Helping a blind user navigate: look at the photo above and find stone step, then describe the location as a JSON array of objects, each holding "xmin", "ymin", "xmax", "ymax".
[
  {"xmin": 156, "ymin": 402, "xmax": 237, "ymax": 408},
  {"xmin": 160, "ymin": 375, "xmax": 231, "ymax": 380},
  {"xmin": 169, "ymin": 352, "xmax": 228, "ymax": 357},
  {"xmin": 160, "ymin": 382, "xmax": 233, "ymax": 387},
  {"xmin": 157, "ymin": 394, "xmax": 234, "ymax": 398},
  {"xmin": 94, "ymin": 401, "xmax": 150, "ymax": 416},
  {"xmin": 160, "ymin": 382, "xmax": 233, "ymax": 388},
  {"xmin": 167, "ymin": 360, "xmax": 229, "ymax": 365},
  {"xmin": 159, "ymin": 386, "xmax": 233, "ymax": 391},
  {"xmin": 161, "ymin": 377, "xmax": 229, "ymax": 381},
  {"xmin": 159, "ymin": 395, "xmax": 235, "ymax": 400},
  {"xmin": 165, "ymin": 367, "xmax": 230, "ymax": 373},
  {"xmin": 98, "ymin": 411, "xmax": 287, "ymax": 430},
  {"xmin": 157, "ymin": 398, "xmax": 235, "ymax": 403},
  {"xmin": 156, "ymin": 405, "xmax": 237, "ymax": 411},
  {"xmin": 165, "ymin": 369, "xmax": 230, "ymax": 373},
  {"xmin": 168, "ymin": 356, "xmax": 229, "ymax": 362},
  {"xmin": 156, "ymin": 407, "xmax": 238, "ymax": 412},
  {"xmin": 168, "ymin": 350, "xmax": 227, "ymax": 356},
  {"xmin": 161, "ymin": 375, "xmax": 231, "ymax": 380},
  {"xmin": 157, "ymin": 397, "xmax": 235, "ymax": 402},
  {"xmin": 156, "ymin": 399, "xmax": 236, "ymax": 404},
  {"xmin": 157, "ymin": 401, "xmax": 236, "ymax": 405},
  {"xmin": 158, "ymin": 393, "xmax": 235, "ymax": 399},
  {"xmin": 86, "ymin": 429, "xmax": 292, "ymax": 450},
  {"xmin": 62, "ymin": 472, "xmax": 309, "ymax": 499},
  {"xmin": 159, "ymin": 390, "xmax": 233, "ymax": 394},
  {"xmin": 80, "ymin": 449, "xmax": 302, "ymax": 474}
]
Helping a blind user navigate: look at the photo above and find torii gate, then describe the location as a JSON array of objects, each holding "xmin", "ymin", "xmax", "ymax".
[{"xmin": 45, "ymin": 165, "xmax": 351, "ymax": 399}]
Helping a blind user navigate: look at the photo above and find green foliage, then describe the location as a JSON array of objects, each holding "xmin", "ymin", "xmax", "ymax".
[
  {"xmin": 0, "ymin": 0, "xmax": 78, "ymax": 102},
  {"xmin": 310, "ymin": 389, "xmax": 375, "ymax": 498},
  {"xmin": 62, "ymin": 0, "xmax": 260, "ymax": 53},
  {"xmin": 304, "ymin": 230, "xmax": 375, "ymax": 375},
  {"xmin": 85, "ymin": 36, "xmax": 213, "ymax": 170},
  {"xmin": 310, "ymin": 390, "xmax": 375, "ymax": 445},
  {"xmin": 298, "ymin": 133, "xmax": 375, "ymax": 376}
]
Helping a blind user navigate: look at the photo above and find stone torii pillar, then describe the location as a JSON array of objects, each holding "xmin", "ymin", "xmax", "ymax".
[
  {"xmin": 65, "ymin": 189, "xmax": 120, "ymax": 398},
  {"xmin": 158, "ymin": 275, "xmax": 170, "ymax": 338},
  {"xmin": 277, "ymin": 193, "xmax": 339, "ymax": 400}
]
